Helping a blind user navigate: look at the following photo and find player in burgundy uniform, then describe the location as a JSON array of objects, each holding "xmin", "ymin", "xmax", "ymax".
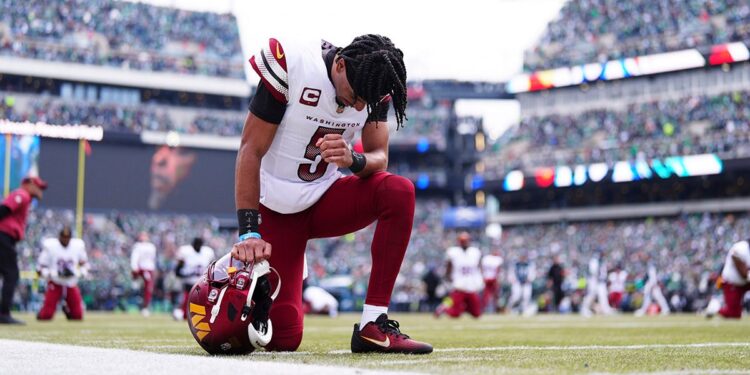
[
  {"xmin": 705, "ymin": 240, "xmax": 750, "ymax": 319},
  {"xmin": 435, "ymin": 232, "xmax": 484, "ymax": 318},
  {"xmin": 480, "ymin": 248, "xmax": 503, "ymax": 313},
  {"xmin": 131, "ymin": 232, "xmax": 157, "ymax": 317},
  {"xmin": 232, "ymin": 34, "xmax": 431, "ymax": 354},
  {"xmin": 608, "ymin": 263, "xmax": 628, "ymax": 311},
  {"xmin": 37, "ymin": 227, "xmax": 89, "ymax": 321},
  {"xmin": 0, "ymin": 176, "xmax": 46, "ymax": 324}
]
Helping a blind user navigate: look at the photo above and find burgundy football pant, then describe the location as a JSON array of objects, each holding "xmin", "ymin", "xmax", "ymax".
[
  {"xmin": 136, "ymin": 270, "xmax": 155, "ymax": 309},
  {"xmin": 446, "ymin": 290, "xmax": 482, "ymax": 318},
  {"xmin": 481, "ymin": 279, "xmax": 499, "ymax": 311},
  {"xmin": 719, "ymin": 283, "xmax": 750, "ymax": 319},
  {"xmin": 37, "ymin": 281, "xmax": 83, "ymax": 320},
  {"xmin": 262, "ymin": 172, "xmax": 415, "ymax": 351}
]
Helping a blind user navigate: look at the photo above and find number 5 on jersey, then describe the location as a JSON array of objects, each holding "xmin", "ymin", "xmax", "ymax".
[{"xmin": 298, "ymin": 126, "xmax": 346, "ymax": 182}]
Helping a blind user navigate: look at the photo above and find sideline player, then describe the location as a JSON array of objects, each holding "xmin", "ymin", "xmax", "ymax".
[
  {"xmin": 435, "ymin": 232, "xmax": 484, "ymax": 318},
  {"xmin": 608, "ymin": 263, "xmax": 628, "ymax": 311},
  {"xmin": 130, "ymin": 232, "xmax": 157, "ymax": 317},
  {"xmin": 0, "ymin": 176, "xmax": 46, "ymax": 324},
  {"xmin": 36, "ymin": 227, "xmax": 88, "ymax": 321},
  {"xmin": 706, "ymin": 239, "xmax": 750, "ymax": 318},
  {"xmin": 508, "ymin": 254, "xmax": 536, "ymax": 315},
  {"xmin": 174, "ymin": 237, "xmax": 214, "ymax": 320},
  {"xmin": 580, "ymin": 252, "xmax": 614, "ymax": 317},
  {"xmin": 635, "ymin": 253, "xmax": 670, "ymax": 316},
  {"xmin": 480, "ymin": 247, "xmax": 503, "ymax": 313},
  {"xmin": 232, "ymin": 34, "xmax": 432, "ymax": 353}
]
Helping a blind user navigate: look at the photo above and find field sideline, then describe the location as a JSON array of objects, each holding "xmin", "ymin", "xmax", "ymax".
[{"xmin": 1, "ymin": 312, "xmax": 749, "ymax": 374}]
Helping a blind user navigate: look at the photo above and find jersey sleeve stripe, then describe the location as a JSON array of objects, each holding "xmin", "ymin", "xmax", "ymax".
[
  {"xmin": 260, "ymin": 49, "xmax": 289, "ymax": 90},
  {"xmin": 250, "ymin": 53, "xmax": 289, "ymax": 104}
]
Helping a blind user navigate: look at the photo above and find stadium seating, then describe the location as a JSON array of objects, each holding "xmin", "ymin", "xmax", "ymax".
[
  {"xmin": 0, "ymin": 0, "xmax": 244, "ymax": 78},
  {"xmin": 484, "ymin": 90, "xmax": 750, "ymax": 178},
  {"xmin": 1, "ymin": 91, "xmax": 454, "ymax": 139},
  {"xmin": 524, "ymin": 0, "xmax": 750, "ymax": 71},
  {"xmin": 1, "ymin": 92, "xmax": 246, "ymax": 135}
]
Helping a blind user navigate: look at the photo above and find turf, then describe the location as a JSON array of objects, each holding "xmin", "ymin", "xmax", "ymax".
[{"xmin": 1, "ymin": 312, "xmax": 749, "ymax": 374}]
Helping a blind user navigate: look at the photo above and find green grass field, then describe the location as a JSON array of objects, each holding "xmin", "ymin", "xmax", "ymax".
[{"xmin": 1, "ymin": 312, "xmax": 749, "ymax": 374}]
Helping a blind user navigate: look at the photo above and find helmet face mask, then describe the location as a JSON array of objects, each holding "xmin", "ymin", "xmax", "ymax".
[{"xmin": 187, "ymin": 254, "xmax": 280, "ymax": 355}]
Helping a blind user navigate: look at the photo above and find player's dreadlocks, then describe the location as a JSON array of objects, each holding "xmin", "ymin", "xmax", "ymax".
[{"xmin": 338, "ymin": 34, "xmax": 408, "ymax": 129}]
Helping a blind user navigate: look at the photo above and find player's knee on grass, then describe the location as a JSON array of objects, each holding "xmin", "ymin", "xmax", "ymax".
[{"xmin": 266, "ymin": 303, "xmax": 303, "ymax": 351}]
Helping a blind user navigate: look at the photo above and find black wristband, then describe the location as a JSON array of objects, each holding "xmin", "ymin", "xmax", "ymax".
[
  {"xmin": 237, "ymin": 209, "xmax": 261, "ymax": 235},
  {"xmin": 349, "ymin": 150, "xmax": 366, "ymax": 173}
]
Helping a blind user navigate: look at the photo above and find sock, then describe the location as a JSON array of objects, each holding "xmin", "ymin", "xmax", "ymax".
[{"xmin": 360, "ymin": 304, "xmax": 388, "ymax": 329}]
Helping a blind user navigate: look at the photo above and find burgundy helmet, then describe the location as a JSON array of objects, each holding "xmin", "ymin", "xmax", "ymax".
[{"xmin": 187, "ymin": 253, "xmax": 280, "ymax": 355}]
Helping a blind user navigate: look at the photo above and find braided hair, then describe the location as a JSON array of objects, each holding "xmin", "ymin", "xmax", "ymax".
[{"xmin": 338, "ymin": 34, "xmax": 408, "ymax": 129}]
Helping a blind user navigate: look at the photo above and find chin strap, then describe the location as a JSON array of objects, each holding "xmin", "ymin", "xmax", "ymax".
[
  {"xmin": 242, "ymin": 260, "xmax": 281, "ymax": 350},
  {"xmin": 209, "ymin": 285, "xmax": 228, "ymax": 324}
]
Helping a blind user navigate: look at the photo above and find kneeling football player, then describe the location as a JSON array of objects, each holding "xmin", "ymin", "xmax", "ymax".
[{"xmin": 231, "ymin": 34, "xmax": 432, "ymax": 354}]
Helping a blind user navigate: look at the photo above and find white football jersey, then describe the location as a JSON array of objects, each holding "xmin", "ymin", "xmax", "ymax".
[
  {"xmin": 447, "ymin": 246, "xmax": 484, "ymax": 293},
  {"xmin": 131, "ymin": 241, "xmax": 157, "ymax": 272},
  {"xmin": 38, "ymin": 238, "xmax": 87, "ymax": 287},
  {"xmin": 481, "ymin": 254, "xmax": 503, "ymax": 281},
  {"xmin": 722, "ymin": 240, "xmax": 750, "ymax": 286},
  {"xmin": 177, "ymin": 245, "xmax": 215, "ymax": 284},
  {"xmin": 588, "ymin": 257, "xmax": 600, "ymax": 279},
  {"xmin": 608, "ymin": 270, "xmax": 628, "ymax": 293},
  {"xmin": 251, "ymin": 37, "xmax": 370, "ymax": 214}
]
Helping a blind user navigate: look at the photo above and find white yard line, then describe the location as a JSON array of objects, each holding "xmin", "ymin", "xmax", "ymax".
[
  {"xmin": 0, "ymin": 339, "xmax": 415, "ymax": 375},
  {"xmin": 326, "ymin": 342, "xmax": 750, "ymax": 355},
  {"xmin": 591, "ymin": 371, "xmax": 750, "ymax": 375},
  {"xmin": 434, "ymin": 342, "xmax": 750, "ymax": 352}
]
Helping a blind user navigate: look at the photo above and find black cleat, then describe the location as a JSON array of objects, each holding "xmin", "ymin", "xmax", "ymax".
[{"xmin": 0, "ymin": 314, "xmax": 25, "ymax": 325}]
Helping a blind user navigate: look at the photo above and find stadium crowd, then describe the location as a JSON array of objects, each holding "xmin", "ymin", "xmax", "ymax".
[
  {"xmin": 0, "ymin": 0, "xmax": 244, "ymax": 78},
  {"xmin": 8, "ymin": 203, "xmax": 744, "ymax": 316},
  {"xmin": 1, "ymin": 93, "xmax": 246, "ymax": 135},
  {"xmin": 0, "ymin": 92, "xmax": 450, "ymax": 142},
  {"xmin": 485, "ymin": 90, "xmax": 750, "ymax": 178},
  {"xmin": 524, "ymin": 0, "xmax": 750, "ymax": 71}
]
